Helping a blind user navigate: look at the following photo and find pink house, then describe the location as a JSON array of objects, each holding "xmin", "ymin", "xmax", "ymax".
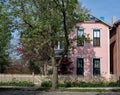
[{"xmin": 67, "ymin": 15, "xmax": 111, "ymax": 79}]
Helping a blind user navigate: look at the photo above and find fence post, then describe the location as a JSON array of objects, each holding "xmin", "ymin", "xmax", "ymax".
[{"xmin": 32, "ymin": 72, "xmax": 35, "ymax": 84}]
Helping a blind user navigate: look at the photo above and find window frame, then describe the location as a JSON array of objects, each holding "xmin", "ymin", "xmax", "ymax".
[
  {"xmin": 77, "ymin": 29, "xmax": 84, "ymax": 46},
  {"xmin": 76, "ymin": 57, "xmax": 84, "ymax": 76},
  {"xmin": 93, "ymin": 29, "xmax": 100, "ymax": 47},
  {"xmin": 93, "ymin": 58, "xmax": 100, "ymax": 76},
  {"xmin": 54, "ymin": 41, "xmax": 64, "ymax": 50}
]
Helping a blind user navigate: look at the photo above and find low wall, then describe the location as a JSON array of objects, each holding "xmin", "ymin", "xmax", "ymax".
[{"xmin": 0, "ymin": 74, "xmax": 118, "ymax": 85}]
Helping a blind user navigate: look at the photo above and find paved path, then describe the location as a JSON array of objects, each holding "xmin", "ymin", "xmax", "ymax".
[
  {"xmin": 0, "ymin": 86, "xmax": 120, "ymax": 95},
  {"xmin": 0, "ymin": 91, "xmax": 120, "ymax": 95}
]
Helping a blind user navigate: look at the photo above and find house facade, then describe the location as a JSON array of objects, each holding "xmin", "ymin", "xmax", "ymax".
[
  {"xmin": 68, "ymin": 16, "xmax": 111, "ymax": 80},
  {"xmin": 110, "ymin": 20, "xmax": 120, "ymax": 80}
]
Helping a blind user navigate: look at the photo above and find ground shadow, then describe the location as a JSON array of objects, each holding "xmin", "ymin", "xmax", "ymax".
[{"xmin": 96, "ymin": 92, "xmax": 120, "ymax": 95}]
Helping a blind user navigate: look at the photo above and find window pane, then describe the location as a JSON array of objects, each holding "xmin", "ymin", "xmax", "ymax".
[
  {"xmin": 93, "ymin": 30, "xmax": 100, "ymax": 46},
  {"xmin": 54, "ymin": 42, "xmax": 58, "ymax": 49},
  {"xmin": 78, "ymin": 30, "xmax": 84, "ymax": 36},
  {"xmin": 93, "ymin": 58, "xmax": 100, "ymax": 75},
  {"xmin": 93, "ymin": 30, "xmax": 100, "ymax": 38},
  {"xmin": 77, "ymin": 58, "xmax": 84, "ymax": 75},
  {"xmin": 93, "ymin": 38, "xmax": 100, "ymax": 46},
  {"xmin": 96, "ymin": 31, "xmax": 100, "ymax": 37},
  {"xmin": 94, "ymin": 60, "xmax": 100, "ymax": 68},
  {"xmin": 60, "ymin": 42, "xmax": 64, "ymax": 49},
  {"xmin": 93, "ymin": 69, "xmax": 100, "ymax": 75},
  {"xmin": 77, "ymin": 29, "xmax": 84, "ymax": 46}
]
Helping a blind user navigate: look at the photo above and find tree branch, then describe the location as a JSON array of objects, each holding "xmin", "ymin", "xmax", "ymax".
[{"xmin": 23, "ymin": 20, "xmax": 33, "ymax": 28}]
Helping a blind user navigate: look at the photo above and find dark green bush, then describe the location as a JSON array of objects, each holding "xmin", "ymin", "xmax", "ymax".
[
  {"xmin": 72, "ymin": 81, "xmax": 79, "ymax": 87},
  {"xmin": 14, "ymin": 81, "xmax": 34, "ymax": 86},
  {"xmin": 64, "ymin": 81, "xmax": 72, "ymax": 87},
  {"xmin": 83, "ymin": 82, "xmax": 93, "ymax": 87},
  {"xmin": 108, "ymin": 82, "xmax": 119, "ymax": 87},
  {"xmin": 40, "ymin": 81, "xmax": 120, "ymax": 88},
  {"xmin": 0, "ymin": 81, "xmax": 34, "ymax": 86},
  {"xmin": 41, "ymin": 81, "xmax": 52, "ymax": 87},
  {"xmin": 78, "ymin": 81, "xmax": 87, "ymax": 87}
]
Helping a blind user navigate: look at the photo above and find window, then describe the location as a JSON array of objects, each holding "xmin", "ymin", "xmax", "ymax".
[
  {"xmin": 77, "ymin": 29, "xmax": 84, "ymax": 46},
  {"xmin": 54, "ymin": 41, "xmax": 64, "ymax": 50},
  {"xmin": 60, "ymin": 42, "xmax": 64, "ymax": 49},
  {"xmin": 93, "ymin": 58, "xmax": 100, "ymax": 75},
  {"xmin": 77, "ymin": 58, "xmax": 84, "ymax": 75},
  {"xmin": 93, "ymin": 29, "xmax": 100, "ymax": 46}
]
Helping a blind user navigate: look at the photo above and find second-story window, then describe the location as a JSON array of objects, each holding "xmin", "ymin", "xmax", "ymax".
[
  {"xmin": 54, "ymin": 41, "xmax": 64, "ymax": 50},
  {"xmin": 93, "ymin": 29, "xmax": 100, "ymax": 46},
  {"xmin": 77, "ymin": 29, "xmax": 84, "ymax": 46}
]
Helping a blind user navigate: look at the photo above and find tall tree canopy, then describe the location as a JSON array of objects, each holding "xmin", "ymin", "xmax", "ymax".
[
  {"xmin": 9, "ymin": 0, "xmax": 89, "ymax": 90},
  {"xmin": 0, "ymin": 1, "xmax": 12, "ymax": 73}
]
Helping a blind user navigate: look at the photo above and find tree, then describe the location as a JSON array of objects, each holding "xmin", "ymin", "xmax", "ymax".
[
  {"xmin": 9, "ymin": 0, "xmax": 89, "ymax": 90},
  {"xmin": 0, "ymin": 1, "xmax": 12, "ymax": 73}
]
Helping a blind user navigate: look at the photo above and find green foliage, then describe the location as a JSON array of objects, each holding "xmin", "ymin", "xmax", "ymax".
[
  {"xmin": 0, "ymin": 81, "xmax": 34, "ymax": 86},
  {"xmin": 41, "ymin": 81, "xmax": 52, "ymax": 87},
  {"xmin": 8, "ymin": 0, "xmax": 89, "ymax": 61},
  {"xmin": 63, "ymin": 89, "xmax": 109, "ymax": 92},
  {"xmin": 8, "ymin": 0, "xmax": 90, "ymax": 90},
  {"xmin": 108, "ymin": 82, "xmax": 120, "ymax": 87},
  {"xmin": 0, "ymin": 1, "xmax": 12, "ymax": 73},
  {"xmin": 47, "ymin": 69, "xmax": 53, "ymax": 75},
  {"xmin": 0, "ymin": 57, "xmax": 10, "ymax": 73},
  {"xmin": 41, "ymin": 80, "xmax": 120, "ymax": 87},
  {"xmin": 64, "ymin": 81, "xmax": 73, "ymax": 87},
  {"xmin": 58, "ymin": 81, "xmax": 66, "ymax": 87}
]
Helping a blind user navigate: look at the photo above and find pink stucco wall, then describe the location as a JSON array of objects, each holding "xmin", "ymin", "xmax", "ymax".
[{"xmin": 69, "ymin": 21, "xmax": 110, "ymax": 79}]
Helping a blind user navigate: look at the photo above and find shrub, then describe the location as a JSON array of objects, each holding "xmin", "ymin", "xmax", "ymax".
[
  {"xmin": 58, "ymin": 81, "xmax": 66, "ymax": 87},
  {"xmin": 41, "ymin": 81, "xmax": 52, "ymax": 87},
  {"xmin": 64, "ymin": 81, "xmax": 73, "ymax": 87},
  {"xmin": 40, "ymin": 81, "xmax": 120, "ymax": 88},
  {"xmin": 78, "ymin": 81, "xmax": 87, "ymax": 87},
  {"xmin": 108, "ymin": 82, "xmax": 119, "ymax": 87},
  {"xmin": 14, "ymin": 81, "xmax": 34, "ymax": 86},
  {"xmin": 0, "ymin": 81, "xmax": 34, "ymax": 86},
  {"xmin": 82, "ymin": 82, "xmax": 92, "ymax": 87},
  {"xmin": 72, "ymin": 81, "xmax": 79, "ymax": 87}
]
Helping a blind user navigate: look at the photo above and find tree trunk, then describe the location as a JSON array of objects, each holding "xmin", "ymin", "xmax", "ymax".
[{"xmin": 51, "ymin": 56, "xmax": 58, "ymax": 90}]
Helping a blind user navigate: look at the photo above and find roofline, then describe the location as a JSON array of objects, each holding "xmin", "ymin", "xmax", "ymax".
[
  {"xmin": 114, "ymin": 20, "xmax": 120, "ymax": 26},
  {"xmin": 87, "ymin": 13, "xmax": 112, "ymax": 28}
]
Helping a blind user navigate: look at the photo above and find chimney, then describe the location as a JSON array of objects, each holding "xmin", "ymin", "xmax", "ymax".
[
  {"xmin": 112, "ymin": 16, "xmax": 117, "ymax": 24},
  {"xmin": 100, "ymin": 17, "xmax": 105, "ymax": 21}
]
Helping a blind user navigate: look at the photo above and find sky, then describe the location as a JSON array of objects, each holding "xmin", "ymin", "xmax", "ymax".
[{"xmin": 79, "ymin": 0, "xmax": 120, "ymax": 25}]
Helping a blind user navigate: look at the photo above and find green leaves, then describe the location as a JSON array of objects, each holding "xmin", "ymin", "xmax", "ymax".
[
  {"xmin": 0, "ymin": 1, "xmax": 12, "ymax": 73},
  {"xmin": 8, "ymin": 0, "xmax": 89, "ymax": 62}
]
